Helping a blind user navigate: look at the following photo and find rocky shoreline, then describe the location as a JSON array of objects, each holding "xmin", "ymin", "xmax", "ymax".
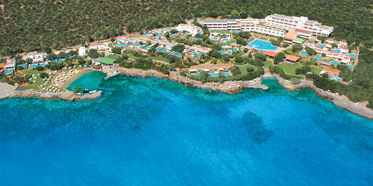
[{"xmin": 1, "ymin": 66, "xmax": 372, "ymax": 120}]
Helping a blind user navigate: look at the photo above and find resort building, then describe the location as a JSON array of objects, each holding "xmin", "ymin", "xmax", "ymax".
[
  {"xmin": 0, "ymin": 63, "xmax": 4, "ymax": 72},
  {"xmin": 189, "ymin": 46, "xmax": 211, "ymax": 54},
  {"xmin": 4, "ymin": 58, "xmax": 16, "ymax": 75},
  {"xmin": 27, "ymin": 52, "xmax": 45, "ymax": 63},
  {"xmin": 201, "ymin": 14, "xmax": 333, "ymax": 38},
  {"xmin": 89, "ymin": 43, "xmax": 106, "ymax": 50},
  {"xmin": 320, "ymin": 67, "xmax": 340, "ymax": 77},
  {"xmin": 175, "ymin": 24, "xmax": 203, "ymax": 36},
  {"xmin": 264, "ymin": 51, "xmax": 278, "ymax": 59},
  {"xmin": 284, "ymin": 31, "xmax": 298, "ymax": 44},
  {"xmin": 79, "ymin": 46, "xmax": 87, "ymax": 56},
  {"xmin": 189, "ymin": 63, "xmax": 234, "ymax": 74},
  {"xmin": 285, "ymin": 55, "xmax": 300, "ymax": 63}
]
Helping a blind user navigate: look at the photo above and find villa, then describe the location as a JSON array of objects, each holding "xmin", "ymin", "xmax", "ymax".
[
  {"xmin": 285, "ymin": 55, "xmax": 300, "ymax": 63},
  {"xmin": 175, "ymin": 23, "xmax": 203, "ymax": 36},
  {"xmin": 189, "ymin": 63, "xmax": 234, "ymax": 74},
  {"xmin": 79, "ymin": 46, "xmax": 87, "ymax": 56},
  {"xmin": 201, "ymin": 14, "xmax": 333, "ymax": 38},
  {"xmin": 89, "ymin": 43, "xmax": 106, "ymax": 50},
  {"xmin": 189, "ymin": 46, "xmax": 211, "ymax": 54},
  {"xmin": 4, "ymin": 58, "xmax": 16, "ymax": 75},
  {"xmin": 264, "ymin": 51, "xmax": 278, "ymax": 59},
  {"xmin": 27, "ymin": 52, "xmax": 46, "ymax": 63},
  {"xmin": 320, "ymin": 67, "xmax": 340, "ymax": 77}
]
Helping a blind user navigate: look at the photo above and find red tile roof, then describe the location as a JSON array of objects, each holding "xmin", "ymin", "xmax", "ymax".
[
  {"xmin": 0, "ymin": 63, "xmax": 4, "ymax": 69},
  {"xmin": 323, "ymin": 67, "xmax": 340, "ymax": 74},
  {"xmin": 285, "ymin": 55, "xmax": 299, "ymax": 62},
  {"xmin": 264, "ymin": 51, "xmax": 278, "ymax": 57}
]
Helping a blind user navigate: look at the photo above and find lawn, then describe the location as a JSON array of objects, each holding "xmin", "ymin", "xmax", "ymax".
[
  {"xmin": 106, "ymin": 54, "xmax": 120, "ymax": 59},
  {"xmin": 27, "ymin": 74, "xmax": 58, "ymax": 91},
  {"xmin": 217, "ymin": 39, "xmax": 236, "ymax": 47},
  {"xmin": 238, "ymin": 64, "xmax": 257, "ymax": 75},
  {"xmin": 311, "ymin": 66, "xmax": 322, "ymax": 74},
  {"xmin": 263, "ymin": 60, "xmax": 273, "ymax": 68},
  {"xmin": 21, "ymin": 69, "xmax": 47, "ymax": 75},
  {"xmin": 278, "ymin": 63, "xmax": 304, "ymax": 77},
  {"xmin": 282, "ymin": 49, "xmax": 293, "ymax": 55}
]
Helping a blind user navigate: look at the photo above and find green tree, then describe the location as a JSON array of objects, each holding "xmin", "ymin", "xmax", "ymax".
[
  {"xmin": 112, "ymin": 47, "xmax": 122, "ymax": 54},
  {"xmin": 172, "ymin": 44, "xmax": 185, "ymax": 53},
  {"xmin": 72, "ymin": 86, "xmax": 83, "ymax": 93},
  {"xmin": 274, "ymin": 52, "xmax": 285, "ymax": 64}
]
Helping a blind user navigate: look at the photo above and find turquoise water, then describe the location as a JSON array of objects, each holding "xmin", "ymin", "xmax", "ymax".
[
  {"xmin": 66, "ymin": 71, "xmax": 107, "ymax": 90},
  {"xmin": 1, "ymin": 72, "xmax": 372, "ymax": 185}
]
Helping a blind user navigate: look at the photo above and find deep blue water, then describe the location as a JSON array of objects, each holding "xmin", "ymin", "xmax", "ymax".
[{"xmin": 1, "ymin": 72, "xmax": 373, "ymax": 186}]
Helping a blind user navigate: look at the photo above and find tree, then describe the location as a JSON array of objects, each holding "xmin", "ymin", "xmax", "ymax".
[
  {"xmin": 235, "ymin": 56, "xmax": 244, "ymax": 64},
  {"xmin": 26, "ymin": 58, "xmax": 33, "ymax": 64},
  {"xmin": 35, "ymin": 65, "xmax": 44, "ymax": 71},
  {"xmin": 218, "ymin": 72, "xmax": 225, "ymax": 82},
  {"xmin": 317, "ymin": 36, "xmax": 327, "ymax": 43},
  {"xmin": 274, "ymin": 52, "xmax": 285, "ymax": 64},
  {"xmin": 250, "ymin": 10, "xmax": 264, "ymax": 18},
  {"xmin": 306, "ymin": 47, "xmax": 317, "ymax": 56},
  {"xmin": 88, "ymin": 49, "xmax": 99, "ymax": 58},
  {"xmin": 231, "ymin": 10, "xmax": 239, "ymax": 16},
  {"xmin": 40, "ymin": 72, "xmax": 49, "ymax": 78},
  {"xmin": 331, "ymin": 43, "xmax": 338, "ymax": 48},
  {"xmin": 230, "ymin": 66, "xmax": 241, "ymax": 76},
  {"xmin": 211, "ymin": 44, "xmax": 222, "ymax": 51},
  {"xmin": 292, "ymin": 45, "xmax": 303, "ymax": 53},
  {"xmin": 47, "ymin": 53, "xmax": 57, "ymax": 60},
  {"xmin": 172, "ymin": 44, "xmax": 185, "ymax": 53},
  {"xmin": 112, "ymin": 47, "xmax": 122, "ymax": 54},
  {"xmin": 253, "ymin": 53, "xmax": 266, "ymax": 61},
  {"xmin": 244, "ymin": 48, "xmax": 248, "ymax": 53},
  {"xmin": 2, "ymin": 47, "xmax": 14, "ymax": 56},
  {"xmin": 72, "ymin": 86, "xmax": 82, "ymax": 93},
  {"xmin": 247, "ymin": 66, "xmax": 255, "ymax": 72},
  {"xmin": 240, "ymin": 12, "xmax": 248, "ymax": 18},
  {"xmin": 282, "ymin": 43, "xmax": 289, "ymax": 48},
  {"xmin": 224, "ymin": 55, "xmax": 230, "ymax": 62},
  {"xmin": 200, "ymin": 71, "xmax": 209, "ymax": 83},
  {"xmin": 58, "ymin": 52, "xmax": 67, "ymax": 59},
  {"xmin": 68, "ymin": 50, "xmax": 78, "ymax": 56},
  {"xmin": 170, "ymin": 29, "xmax": 178, "ymax": 34}
]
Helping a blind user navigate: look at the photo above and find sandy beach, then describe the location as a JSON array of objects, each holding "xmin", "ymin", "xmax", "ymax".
[{"xmin": 53, "ymin": 69, "xmax": 92, "ymax": 89}]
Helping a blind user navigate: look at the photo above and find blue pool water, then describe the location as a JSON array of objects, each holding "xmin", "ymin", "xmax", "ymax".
[
  {"xmin": 20, "ymin": 63, "xmax": 27, "ymax": 67},
  {"xmin": 192, "ymin": 53, "xmax": 201, "ymax": 57},
  {"xmin": 132, "ymin": 43, "xmax": 137, "ymax": 46},
  {"xmin": 144, "ymin": 46, "xmax": 151, "ymax": 50},
  {"xmin": 248, "ymin": 40, "xmax": 278, "ymax": 50},
  {"xmin": 176, "ymin": 53, "xmax": 182, "ymax": 57},
  {"xmin": 212, "ymin": 37, "xmax": 219, "ymax": 40},
  {"xmin": 139, "ymin": 45, "xmax": 145, "ymax": 48},
  {"xmin": 51, "ymin": 58, "xmax": 64, "ymax": 62},
  {"xmin": 171, "ymin": 51, "xmax": 177, "ymax": 55},
  {"xmin": 156, "ymin": 35, "xmax": 163, "ymax": 37},
  {"xmin": 232, "ymin": 31, "xmax": 239, "ymax": 34},
  {"xmin": 318, "ymin": 44, "xmax": 326, "ymax": 48},
  {"xmin": 30, "ymin": 64, "xmax": 37, "ymax": 68},
  {"xmin": 67, "ymin": 55, "xmax": 73, "ymax": 58},
  {"xmin": 40, "ymin": 63, "xmax": 47, "ymax": 66},
  {"xmin": 233, "ymin": 48, "xmax": 238, "ymax": 51},
  {"xmin": 172, "ymin": 34, "xmax": 179, "ymax": 37},
  {"xmin": 314, "ymin": 56, "xmax": 323, "ymax": 59},
  {"xmin": 330, "ymin": 61, "xmax": 340, "ymax": 65},
  {"xmin": 184, "ymin": 34, "xmax": 190, "ymax": 36},
  {"xmin": 333, "ymin": 49, "xmax": 341, "ymax": 53},
  {"xmin": 117, "ymin": 44, "xmax": 127, "ymax": 47},
  {"xmin": 349, "ymin": 54, "xmax": 357, "ymax": 57},
  {"xmin": 300, "ymin": 51, "xmax": 308, "ymax": 55},
  {"xmin": 331, "ymin": 77, "xmax": 342, "ymax": 82},
  {"xmin": 1, "ymin": 73, "xmax": 372, "ymax": 185},
  {"xmin": 348, "ymin": 65, "xmax": 354, "ymax": 68},
  {"xmin": 160, "ymin": 49, "xmax": 168, "ymax": 52},
  {"xmin": 194, "ymin": 38, "xmax": 202, "ymax": 40},
  {"xmin": 6, "ymin": 70, "xmax": 13, "ymax": 73},
  {"xmin": 222, "ymin": 38, "xmax": 229, "ymax": 41},
  {"xmin": 145, "ymin": 34, "xmax": 151, "ymax": 37}
]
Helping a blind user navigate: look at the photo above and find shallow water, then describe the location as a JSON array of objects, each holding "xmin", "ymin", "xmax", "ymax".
[{"xmin": 1, "ymin": 72, "xmax": 372, "ymax": 185}]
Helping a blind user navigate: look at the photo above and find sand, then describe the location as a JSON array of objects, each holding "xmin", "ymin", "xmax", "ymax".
[{"xmin": 53, "ymin": 69, "xmax": 91, "ymax": 89}]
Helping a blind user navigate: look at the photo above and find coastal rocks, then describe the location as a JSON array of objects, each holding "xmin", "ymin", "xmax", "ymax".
[
  {"xmin": 273, "ymin": 74, "xmax": 373, "ymax": 120},
  {"xmin": 0, "ymin": 82, "xmax": 17, "ymax": 99}
]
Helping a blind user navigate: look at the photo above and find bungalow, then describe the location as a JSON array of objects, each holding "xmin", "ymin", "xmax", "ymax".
[
  {"xmin": 0, "ymin": 63, "xmax": 4, "ymax": 72},
  {"xmin": 284, "ymin": 31, "xmax": 298, "ymax": 44},
  {"xmin": 264, "ymin": 51, "xmax": 278, "ymax": 59},
  {"xmin": 89, "ymin": 43, "xmax": 106, "ymax": 50},
  {"xmin": 320, "ymin": 67, "xmax": 340, "ymax": 77},
  {"xmin": 27, "ymin": 52, "xmax": 45, "ymax": 63},
  {"xmin": 285, "ymin": 55, "xmax": 300, "ymax": 63},
  {"xmin": 189, "ymin": 63, "xmax": 234, "ymax": 74}
]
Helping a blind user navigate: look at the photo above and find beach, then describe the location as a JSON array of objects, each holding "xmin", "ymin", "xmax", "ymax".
[{"xmin": 53, "ymin": 68, "xmax": 92, "ymax": 89}]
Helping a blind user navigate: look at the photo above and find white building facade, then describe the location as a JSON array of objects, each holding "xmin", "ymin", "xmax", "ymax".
[{"xmin": 175, "ymin": 24, "xmax": 204, "ymax": 36}]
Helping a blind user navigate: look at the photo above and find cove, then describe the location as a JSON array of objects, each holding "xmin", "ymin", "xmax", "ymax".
[{"xmin": 1, "ymin": 72, "xmax": 372, "ymax": 185}]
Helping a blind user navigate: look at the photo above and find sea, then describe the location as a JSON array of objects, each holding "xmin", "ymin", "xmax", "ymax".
[{"xmin": 1, "ymin": 71, "xmax": 372, "ymax": 186}]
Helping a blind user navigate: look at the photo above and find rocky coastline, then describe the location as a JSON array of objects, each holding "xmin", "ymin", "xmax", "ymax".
[{"xmin": 1, "ymin": 66, "xmax": 372, "ymax": 120}]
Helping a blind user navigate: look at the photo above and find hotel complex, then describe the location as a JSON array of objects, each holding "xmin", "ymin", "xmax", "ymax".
[{"xmin": 201, "ymin": 14, "xmax": 333, "ymax": 38}]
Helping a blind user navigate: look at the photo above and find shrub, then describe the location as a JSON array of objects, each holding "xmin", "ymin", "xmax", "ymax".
[
  {"xmin": 290, "ymin": 77, "xmax": 301, "ymax": 84},
  {"xmin": 35, "ymin": 65, "xmax": 44, "ymax": 71},
  {"xmin": 40, "ymin": 72, "xmax": 49, "ymax": 78}
]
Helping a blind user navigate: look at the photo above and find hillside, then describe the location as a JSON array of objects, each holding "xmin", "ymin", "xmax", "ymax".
[{"xmin": 0, "ymin": 0, "xmax": 372, "ymax": 54}]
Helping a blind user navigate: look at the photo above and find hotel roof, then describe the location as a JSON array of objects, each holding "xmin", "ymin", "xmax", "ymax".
[
  {"xmin": 323, "ymin": 67, "xmax": 340, "ymax": 74},
  {"xmin": 0, "ymin": 63, "xmax": 4, "ymax": 68},
  {"xmin": 285, "ymin": 55, "xmax": 300, "ymax": 62},
  {"xmin": 264, "ymin": 51, "xmax": 278, "ymax": 57},
  {"xmin": 96, "ymin": 57, "xmax": 115, "ymax": 65},
  {"xmin": 284, "ymin": 31, "xmax": 298, "ymax": 40},
  {"xmin": 294, "ymin": 28, "xmax": 312, "ymax": 35}
]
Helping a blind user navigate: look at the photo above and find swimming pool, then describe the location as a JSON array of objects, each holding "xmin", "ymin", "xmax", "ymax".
[
  {"xmin": 333, "ymin": 49, "xmax": 341, "ymax": 53},
  {"xmin": 67, "ymin": 56, "xmax": 73, "ymax": 58},
  {"xmin": 184, "ymin": 34, "xmax": 190, "ymax": 36},
  {"xmin": 232, "ymin": 31, "xmax": 239, "ymax": 34},
  {"xmin": 139, "ymin": 45, "xmax": 145, "ymax": 49},
  {"xmin": 192, "ymin": 53, "xmax": 201, "ymax": 57},
  {"xmin": 6, "ymin": 70, "xmax": 13, "ymax": 74},
  {"xmin": 171, "ymin": 51, "xmax": 178, "ymax": 55},
  {"xmin": 347, "ymin": 65, "xmax": 354, "ymax": 68},
  {"xmin": 117, "ymin": 44, "xmax": 127, "ymax": 47},
  {"xmin": 156, "ymin": 35, "xmax": 163, "ymax": 37},
  {"xmin": 222, "ymin": 38, "xmax": 229, "ymax": 41},
  {"xmin": 211, "ymin": 37, "xmax": 219, "ymax": 40},
  {"xmin": 331, "ymin": 77, "xmax": 341, "ymax": 82},
  {"xmin": 233, "ymin": 48, "xmax": 238, "ymax": 51},
  {"xmin": 194, "ymin": 38, "xmax": 202, "ymax": 40},
  {"xmin": 300, "ymin": 51, "xmax": 308, "ymax": 55},
  {"xmin": 40, "ymin": 63, "xmax": 47, "ymax": 67},
  {"xmin": 172, "ymin": 34, "xmax": 179, "ymax": 37},
  {"xmin": 318, "ymin": 44, "xmax": 326, "ymax": 48},
  {"xmin": 160, "ymin": 49, "xmax": 168, "ymax": 52},
  {"xmin": 145, "ymin": 34, "xmax": 151, "ymax": 37},
  {"xmin": 330, "ymin": 61, "xmax": 340, "ymax": 65},
  {"xmin": 51, "ymin": 58, "xmax": 64, "ymax": 62},
  {"xmin": 176, "ymin": 53, "xmax": 182, "ymax": 57},
  {"xmin": 314, "ymin": 56, "xmax": 323, "ymax": 60},
  {"xmin": 349, "ymin": 54, "xmax": 357, "ymax": 57},
  {"xmin": 194, "ymin": 73, "xmax": 230, "ymax": 76},
  {"xmin": 20, "ymin": 63, "xmax": 27, "ymax": 67},
  {"xmin": 132, "ymin": 43, "xmax": 137, "ymax": 46},
  {"xmin": 143, "ymin": 46, "xmax": 151, "ymax": 50},
  {"xmin": 247, "ymin": 40, "xmax": 278, "ymax": 50},
  {"xmin": 219, "ymin": 50, "xmax": 232, "ymax": 54}
]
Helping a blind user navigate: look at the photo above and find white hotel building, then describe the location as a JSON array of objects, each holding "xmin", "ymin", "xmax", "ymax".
[
  {"xmin": 175, "ymin": 24, "xmax": 204, "ymax": 36},
  {"xmin": 201, "ymin": 14, "xmax": 333, "ymax": 38}
]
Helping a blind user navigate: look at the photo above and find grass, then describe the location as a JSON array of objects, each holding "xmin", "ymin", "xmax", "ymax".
[
  {"xmin": 21, "ymin": 69, "xmax": 47, "ymax": 75},
  {"xmin": 258, "ymin": 37, "xmax": 268, "ymax": 41},
  {"xmin": 311, "ymin": 66, "xmax": 322, "ymax": 74},
  {"xmin": 210, "ymin": 30, "xmax": 230, "ymax": 34},
  {"xmin": 263, "ymin": 60, "xmax": 273, "ymax": 68},
  {"xmin": 217, "ymin": 39, "xmax": 236, "ymax": 47},
  {"xmin": 282, "ymin": 49, "xmax": 293, "ymax": 55},
  {"xmin": 27, "ymin": 74, "xmax": 57, "ymax": 90},
  {"xmin": 277, "ymin": 63, "xmax": 304, "ymax": 77},
  {"xmin": 248, "ymin": 37, "xmax": 255, "ymax": 43},
  {"xmin": 238, "ymin": 64, "xmax": 257, "ymax": 75},
  {"xmin": 106, "ymin": 54, "xmax": 120, "ymax": 59}
]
